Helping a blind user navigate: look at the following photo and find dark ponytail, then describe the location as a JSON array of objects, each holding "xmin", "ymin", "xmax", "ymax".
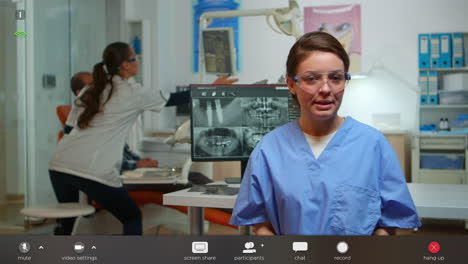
[{"xmin": 76, "ymin": 42, "xmax": 131, "ymax": 129}]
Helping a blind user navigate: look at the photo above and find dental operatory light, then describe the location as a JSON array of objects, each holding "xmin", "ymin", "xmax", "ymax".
[
  {"xmin": 200, "ymin": 0, "xmax": 303, "ymax": 37},
  {"xmin": 267, "ymin": 0, "xmax": 303, "ymax": 38},
  {"xmin": 198, "ymin": 0, "xmax": 304, "ymax": 81}
]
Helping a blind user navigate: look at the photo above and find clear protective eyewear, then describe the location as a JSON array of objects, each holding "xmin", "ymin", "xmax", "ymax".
[
  {"xmin": 293, "ymin": 70, "xmax": 351, "ymax": 93},
  {"xmin": 126, "ymin": 58, "xmax": 137, "ymax": 63}
]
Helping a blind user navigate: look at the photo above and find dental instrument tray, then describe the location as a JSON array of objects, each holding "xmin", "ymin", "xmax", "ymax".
[{"xmin": 121, "ymin": 167, "xmax": 181, "ymax": 181}]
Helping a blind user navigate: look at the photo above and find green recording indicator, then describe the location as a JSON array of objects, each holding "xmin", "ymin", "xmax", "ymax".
[{"xmin": 14, "ymin": 31, "xmax": 27, "ymax": 37}]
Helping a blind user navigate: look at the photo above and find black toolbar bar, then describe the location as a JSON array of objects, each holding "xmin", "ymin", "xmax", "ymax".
[{"xmin": 1, "ymin": 235, "xmax": 467, "ymax": 264}]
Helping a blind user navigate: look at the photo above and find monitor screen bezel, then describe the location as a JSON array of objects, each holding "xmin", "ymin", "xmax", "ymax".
[{"xmin": 190, "ymin": 84, "xmax": 293, "ymax": 162}]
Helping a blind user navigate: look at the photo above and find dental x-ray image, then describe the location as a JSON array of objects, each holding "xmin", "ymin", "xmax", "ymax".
[
  {"xmin": 193, "ymin": 127, "xmax": 242, "ymax": 157},
  {"xmin": 192, "ymin": 98, "xmax": 242, "ymax": 127},
  {"xmin": 241, "ymin": 97, "xmax": 288, "ymax": 127},
  {"xmin": 242, "ymin": 127, "xmax": 275, "ymax": 155}
]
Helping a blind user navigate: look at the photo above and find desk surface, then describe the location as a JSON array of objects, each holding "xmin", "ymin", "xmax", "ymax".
[
  {"xmin": 121, "ymin": 176, "xmax": 183, "ymax": 185},
  {"xmin": 163, "ymin": 182, "xmax": 239, "ymax": 209},
  {"xmin": 121, "ymin": 173, "xmax": 189, "ymax": 194},
  {"xmin": 407, "ymin": 183, "xmax": 468, "ymax": 219},
  {"xmin": 164, "ymin": 182, "xmax": 468, "ymax": 219}
]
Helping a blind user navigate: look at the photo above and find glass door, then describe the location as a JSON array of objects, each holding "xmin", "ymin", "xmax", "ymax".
[{"xmin": 0, "ymin": 0, "xmax": 28, "ymax": 231}]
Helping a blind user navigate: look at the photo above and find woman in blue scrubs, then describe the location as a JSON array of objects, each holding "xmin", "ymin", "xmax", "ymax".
[{"xmin": 230, "ymin": 32, "xmax": 421, "ymax": 235}]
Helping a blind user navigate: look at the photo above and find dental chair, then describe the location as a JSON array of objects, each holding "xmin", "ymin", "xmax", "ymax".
[
  {"xmin": 130, "ymin": 120, "xmax": 237, "ymax": 233},
  {"xmin": 56, "ymin": 105, "xmax": 71, "ymax": 141}
]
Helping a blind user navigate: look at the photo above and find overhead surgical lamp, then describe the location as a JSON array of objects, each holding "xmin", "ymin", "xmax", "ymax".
[{"xmin": 199, "ymin": 0, "xmax": 304, "ymax": 81}]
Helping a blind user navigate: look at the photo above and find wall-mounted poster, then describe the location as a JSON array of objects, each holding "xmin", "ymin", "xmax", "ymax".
[{"xmin": 304, "ymin": 4, "xmax": 361, "ymax": 73}]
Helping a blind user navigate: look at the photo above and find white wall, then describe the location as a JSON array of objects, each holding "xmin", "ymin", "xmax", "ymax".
[
  {"xmin": 124, "ymin": 0, "xmax": 183, "ymax": 130},
  {"xmin": 70, "ymin": 0, "xmax": 107, "ymax": 74},
  {"xmin": 126, "ymin": 0, "xmax": 468, "ymax": 132}
]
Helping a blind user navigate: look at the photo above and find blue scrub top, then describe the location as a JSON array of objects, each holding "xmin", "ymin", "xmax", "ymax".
[{"xmin": 230, "ymin": 117, "xmax": 421, "ymax": 235}]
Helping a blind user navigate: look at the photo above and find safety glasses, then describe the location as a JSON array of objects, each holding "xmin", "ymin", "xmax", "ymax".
[{"xmin": 293, "ymin": 70, "xmax": 351, "ymax": 93}]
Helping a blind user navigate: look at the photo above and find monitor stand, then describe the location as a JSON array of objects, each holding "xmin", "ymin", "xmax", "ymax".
[{"xmin": 223, "ymin": 159, "xmax": 248, "ymax": 184}]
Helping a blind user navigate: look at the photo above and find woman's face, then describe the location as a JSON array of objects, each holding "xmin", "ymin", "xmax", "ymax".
[
  {"xmin": 287, "ymin": 51, "xmax": 346, "ymax": 121},
  {"xmin": 122, "ymin": 48, "xmax": 138, "ymax": 77}
]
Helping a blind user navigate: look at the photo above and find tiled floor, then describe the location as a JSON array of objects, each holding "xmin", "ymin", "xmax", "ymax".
[
  {"xmin": 0, "ymin": 200, "xmax": 26, "ymax": 234},
  {"xmin": 1, "ymin": 200, "xmax": 467, "ymax": 236}
]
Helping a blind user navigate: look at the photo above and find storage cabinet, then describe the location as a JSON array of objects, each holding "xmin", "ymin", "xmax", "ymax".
[
  {"xmin": 414, "ymin": 68, "xmax": 468, "ymax": 184},
  {"xmin": 412, "ymin": 135, "xmax": 467, "ymax": 184},
  {"xmin": 415, "ymin": 32, "xmax": 468, "ymax": 184}
]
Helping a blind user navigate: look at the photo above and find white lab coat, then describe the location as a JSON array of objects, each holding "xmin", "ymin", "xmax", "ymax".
[{"xmin": 49, "ymin": 75, "xmax": 166, "ymax": 187}]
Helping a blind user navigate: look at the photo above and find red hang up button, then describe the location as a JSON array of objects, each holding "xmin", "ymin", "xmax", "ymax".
[{"xmin": 428, "ymin": 241, "xmax": 440, "ymax": 254}]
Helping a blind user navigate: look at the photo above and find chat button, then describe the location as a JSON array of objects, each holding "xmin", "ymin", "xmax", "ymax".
[
  {"xmin": 292, "ymin": 242, "xmax": 308, "ymax": 253},
  {"xmin": 192, "ymin": 241, "xmax": 208, "ymax": 254}
]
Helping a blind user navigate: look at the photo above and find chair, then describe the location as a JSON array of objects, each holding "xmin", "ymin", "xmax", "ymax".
[
  {"xmin": 21, "ymin": 203, "xmax": 95, "ymax": 235},
  {"xmin": 56, "ymin": 105, "xmax": 71, "ymax": 141},
  {"xmin": 128, "ymin": 191, "xmax": 237, "ymax": 230}
]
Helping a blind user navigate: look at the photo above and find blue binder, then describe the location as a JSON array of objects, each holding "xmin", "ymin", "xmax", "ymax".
[
  {"xmin": 430, "ymin": 34, "xmax": 440, "ymax": 68},
  {"xmin": 428, "ymin": 71, "xmax": 439, "ymax": 104},
  {"xmin": 418, "ymin": 34, "xmax": 430, "ymax": 68},
  {"xmin": 439, "ymin": 33, "xmax": 452, "ymax": 68},
  {"xmin": 419, "ymin": 71, "xmax": 429, "ymax": 105},
  {"xmin": 452, "ymin": 33, "xmax": 465, "ymax": 68}
]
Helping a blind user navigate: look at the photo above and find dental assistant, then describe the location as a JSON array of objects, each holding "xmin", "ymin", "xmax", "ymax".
[
  {"xmin": 230, "ymin": 32, "xmax": 421, "ymax": 235},
  {"xmin": 49, "ymin": 42, "xmax": 176, "ymax": 235}
]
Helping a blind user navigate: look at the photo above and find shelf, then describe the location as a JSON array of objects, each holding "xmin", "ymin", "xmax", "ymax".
[
  {"xmin": 419, "ymin": 67, "xmax": 468, "ymax": 72},
  {"xmin": 414, "ymin": 170, "xmax": 465, "ymax": 184},
  {"xmin": 418, "ymin": 169, "xmax": 466, "ymax": 174},
  {"xmin": 418, "ymin": 133, "xmax": 467, "ymax": 137},
  {"xmin": 420, "ymin": 104, "xmax": 468, "ymax": 109}
]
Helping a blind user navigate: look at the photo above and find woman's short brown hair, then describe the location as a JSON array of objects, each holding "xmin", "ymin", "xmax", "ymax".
[{"xmin": 286, "ymin": 31, "xmax": 350, "ymax": 78}]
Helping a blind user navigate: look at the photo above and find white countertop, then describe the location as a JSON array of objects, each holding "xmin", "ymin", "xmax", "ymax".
[
  {"xmin": 164, "ymin": 182, "xmax": 468, "ymax": 220},
  {"xmin": 163, "ymin": 182, "xmax": 239, "ymax": 209},
  {"xmin": 407, "ymin": 183, "xmax": 468, "ymax": 219}
]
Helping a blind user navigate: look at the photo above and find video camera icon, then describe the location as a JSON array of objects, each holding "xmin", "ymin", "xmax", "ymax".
[{"xmin": 74, "ymin": 242, "xmax": 85, "ymax": 254}]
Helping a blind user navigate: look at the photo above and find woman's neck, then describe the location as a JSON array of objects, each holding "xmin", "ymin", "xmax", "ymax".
[
  {"xmin": 299, "ymin": 115, "xmax": 344, "ymax": 137},
  {"xmin": 118, "ymin": 72, "xmax": 130, "ymax": 80}
]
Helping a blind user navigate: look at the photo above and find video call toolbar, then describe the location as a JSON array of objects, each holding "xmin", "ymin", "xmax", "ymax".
[{"xmin": 1, "ymin": 236, "xmax": 467, "ymax": 264}]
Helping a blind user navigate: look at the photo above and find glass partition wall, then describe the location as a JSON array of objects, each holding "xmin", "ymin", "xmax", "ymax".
[
  {"xmin": 0, "ymin": 0, "xmax": 117, "ymax": 234},
  {"xmin": 0, "ymin": 0, "xmax": 28, "ymax": 233}
]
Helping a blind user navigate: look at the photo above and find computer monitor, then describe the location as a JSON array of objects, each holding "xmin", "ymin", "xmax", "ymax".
[
  {"xmin": 175, "ymin": 85, "xmax": 191, "ymax": 125},
  {"xmin": 190, "ymin": 84, "xmax": 300, "ymax": 164},
  {"xmin": 201, "ymin": 27, "xmax": 236, "ymax": 75}
]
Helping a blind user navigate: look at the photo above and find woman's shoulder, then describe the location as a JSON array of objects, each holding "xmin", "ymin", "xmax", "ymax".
[
  {"xmin": 346, "ymin": 117, "xmax": 395, "ymax": 154},
  {"xmin": 346, "ymin": 117, "xmax": 384, "ymax": 140}
]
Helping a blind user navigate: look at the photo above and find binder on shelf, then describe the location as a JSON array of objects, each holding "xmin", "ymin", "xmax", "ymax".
[
  {"xmin": 452, "ymin": 32, "xmax": 465, "ymax": 68},
  {"xmin": 430, "ymin": 34, "xmax": 440, "ymax": 68},
  {"xmin": 418, "ymin": 34, "xmax": 431, "ymax": 68},
  {"xmin": 439, "ymin": 33, "xmax": 452, "ymax": 68},
  {"xmin": 428, "ymin": 71, "xmax": 439, "ymax": 104},
  {"xmin": 419, "ymin": 71, "xmax": 429, "ymax": 105}
]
